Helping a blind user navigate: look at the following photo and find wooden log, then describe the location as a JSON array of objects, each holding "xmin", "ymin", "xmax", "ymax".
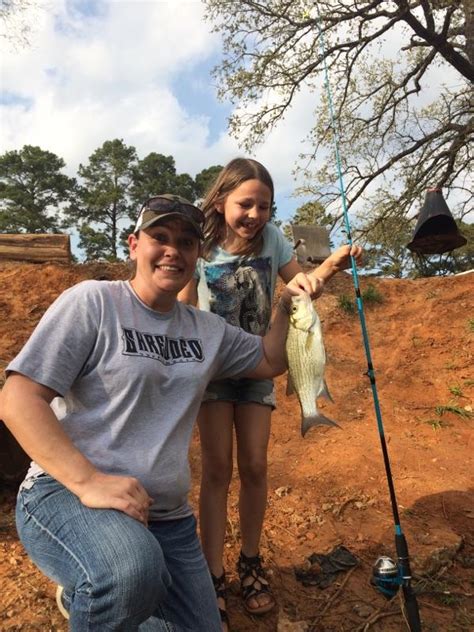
[{"xmin": 0, "ymin": 234, "xmax": 71, "ymax": 263}]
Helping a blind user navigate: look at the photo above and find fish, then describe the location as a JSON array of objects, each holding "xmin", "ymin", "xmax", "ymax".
[{"xmin": 285, "ymin": 293, "xmax": 340, "ymax": 437}]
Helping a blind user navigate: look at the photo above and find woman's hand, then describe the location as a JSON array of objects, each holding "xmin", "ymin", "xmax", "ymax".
[
  {"xmin": 284, "ymin": 272, "xmax": 324, "ymax": 303},
  {"xmin": 279, "ymin": 272, "xmax": 323, "ymax": 312},
  {"xmin": 76, "ymin": 472, "xmax": 153, "ymax": 526}
]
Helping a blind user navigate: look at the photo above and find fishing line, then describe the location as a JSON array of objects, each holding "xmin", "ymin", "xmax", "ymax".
[{"xmin": 313, "ymin": 5, "xmax": 422, "ymax": 631}]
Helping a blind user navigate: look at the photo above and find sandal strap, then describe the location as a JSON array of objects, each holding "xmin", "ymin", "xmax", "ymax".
[
  {"xmin": 211, "ymin": 572, "xmax": 229, "ymax": 625},
  {"xmin": 237, "ymin": 552, "xmax": 272, "ymax": 602}
]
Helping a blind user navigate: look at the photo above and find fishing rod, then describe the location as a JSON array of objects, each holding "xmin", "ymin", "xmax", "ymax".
[{"xmin": 314, "ymin": 5, "xmax": 422, "ymax": 631}]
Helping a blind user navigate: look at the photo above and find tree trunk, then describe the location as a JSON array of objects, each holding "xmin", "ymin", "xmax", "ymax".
[{"xmin": 0, "ymin": 234, "xmax": 71, "ymax": 263}]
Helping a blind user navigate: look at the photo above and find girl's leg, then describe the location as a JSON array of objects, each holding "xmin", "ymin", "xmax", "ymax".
[
  {"xmin": 235, "ymin": 403, "xmax": 275, "ymax": 612},
  {"xmin": 235, "ymin": 402, "xmax": 271, "ymax": 557},
  {"xmin": 198, "ymin": 401, "xmax": 234, "ymax": 577}
]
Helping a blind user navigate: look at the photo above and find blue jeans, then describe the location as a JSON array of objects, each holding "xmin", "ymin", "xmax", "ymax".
[{"xmin": 16, "ymin": 475, "xmax": 221, "ymax": 631}]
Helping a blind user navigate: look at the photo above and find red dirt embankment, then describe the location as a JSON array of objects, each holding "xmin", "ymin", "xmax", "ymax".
[{"xmin": 0, "ymin": 261, "xmax": 472, "ymax": 631}]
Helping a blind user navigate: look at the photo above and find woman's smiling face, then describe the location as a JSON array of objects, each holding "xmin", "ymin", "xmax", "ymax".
[{"xmin": 128, "ymin": 219, "xmax": 200, "ymax": 311}]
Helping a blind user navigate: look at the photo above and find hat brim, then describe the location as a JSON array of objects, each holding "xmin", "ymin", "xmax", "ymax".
[{"xmin": 137, "ymin": 212, "xmax": 203, "ymax": 239}]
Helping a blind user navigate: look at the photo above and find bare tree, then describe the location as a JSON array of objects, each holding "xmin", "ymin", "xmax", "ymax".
[
  {"xmin": 0, "ymin": 0, "xmax": 42, "ymax": 48},
  {"xmin": 204, "ymin": 0, "xmax": 473, "ymax": 235}
]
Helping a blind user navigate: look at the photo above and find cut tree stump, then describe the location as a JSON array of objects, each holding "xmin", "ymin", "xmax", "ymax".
[{"xmin": 0, "ymin": 234, "xmax": 71, "ymax": 263}]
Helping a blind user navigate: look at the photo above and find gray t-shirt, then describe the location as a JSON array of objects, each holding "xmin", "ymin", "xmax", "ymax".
[{"xmin": 7, "ymin": 280, "xmax": 263, "ymax": 520}]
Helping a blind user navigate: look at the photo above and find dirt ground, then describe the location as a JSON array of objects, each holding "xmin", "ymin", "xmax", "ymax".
[{"xmin": 0, "ymin": 261, "xmax": 473, "ymax": 631}]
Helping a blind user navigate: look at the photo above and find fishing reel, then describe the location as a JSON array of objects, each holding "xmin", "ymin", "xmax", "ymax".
[{"xmin": 371, "ymin": 556, "xmax": 403, "ymax": 599}]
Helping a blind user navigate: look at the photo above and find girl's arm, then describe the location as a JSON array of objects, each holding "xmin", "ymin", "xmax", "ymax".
[
  {"xmin": 309, "ymin": 244, "xmax": 363, "ymax": 282},
  {"xmin": 0, "ymin": 373, "xmax": 152, "ymax": 524},
  {"xmin": 279, "ymin": 245, "xmax": 363, "ymax": 296},
  {"xmin": 178, "ymin": 278, "xmax": 198, "ymax": 306}
]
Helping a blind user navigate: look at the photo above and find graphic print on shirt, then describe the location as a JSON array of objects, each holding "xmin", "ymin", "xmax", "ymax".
[
  {"xmin": 204, "ymin": 257, "xmax": 272, "ymax": 335},
  {"xmin": 122, "ymin": 327, "xmax": 204, "ymax": 365}
]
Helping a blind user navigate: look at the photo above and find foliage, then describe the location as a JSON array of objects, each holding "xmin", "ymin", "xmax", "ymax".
[
  {"xmin": 130, "ymin": 153, "xmax": 190, "ymax": 209},
  {"xmin": 338, "ymin": 294, "xmax": 356, "ymax": 314},
  {"xmin": 77, "ymin": 226, "xmax": 116, "ymax": 262},
  {"xmin": 63, "ymin": 139, "xmax": 138, "ymax": 261},
  {"xmin": 358, "ymin": 205, "xmax": 416, "ymax": 277},
  {"xmin": 435, "ymin": 403, "xmax": 473, "ymax": 419},
  {"xmin": 425, "ymin": 418, "xmax": 449, "ymax": 430},
  {"xmin": 448, "ymin": 384, "xmax": 463, "ymax": 397},
  {"xmin": 204, "ymin": 0, "xmax": 473, "ymax": 254},
  {"xmin": 337, "ymin": 283, "xmax": 383, "ymax": 313},
  {"xmin": 194, "ymin": 165, "xmax": 223, "ymax": 201},
  {"xmin": 0, "ymin": 141, "xmax": 229, "ymax": 260},
  {"xmin": 0, "ymin": 145, "xmax": 76, "ymax": 233},
  {"xmin": 362, "ymin": 284, "xmax": 384, "ymax": 304},
  {"xmin": 283, "ymin": 200, "xmax": 333, "ymax": 242}
]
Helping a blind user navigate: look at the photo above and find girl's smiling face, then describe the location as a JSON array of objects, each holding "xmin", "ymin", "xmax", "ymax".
[
  {"xmin": 128, "ymin": 219, "xmax": 200, "ymax": 311},
  {"xmin": 218, "ymin": 179, "xmax": 272, "ymax": 252}
]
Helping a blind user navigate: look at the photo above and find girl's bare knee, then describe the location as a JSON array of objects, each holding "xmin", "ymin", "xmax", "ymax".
[
  {"xmin": 202, "ymin": 460, "xmax": 233, "ymax": 488},
  {"xmin": 238, "ymin": 460, "xmax": 267, "ymax": 486}
]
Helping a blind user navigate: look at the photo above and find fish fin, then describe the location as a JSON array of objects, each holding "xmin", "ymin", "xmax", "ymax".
[
  {"xmin": 301, "ymin": 414, "xmax": 341, "ymax": 438},
  {"xmin": 286, "ymin": 373, "xmax": 295, "ymax": 396},
  {"xmin": 321, "ymin": 379, "xmax": 334, "ymax": 403}
]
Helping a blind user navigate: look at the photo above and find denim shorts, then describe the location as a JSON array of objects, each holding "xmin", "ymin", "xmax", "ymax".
[{"xmin": 202, "ymin": 377, "xmax": 276, "ymax": 410}]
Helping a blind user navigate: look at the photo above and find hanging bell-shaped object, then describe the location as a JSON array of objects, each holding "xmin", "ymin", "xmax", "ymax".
[{"xmin": 407, "ymin": 188, "xmax": 467, "ymax": 255}]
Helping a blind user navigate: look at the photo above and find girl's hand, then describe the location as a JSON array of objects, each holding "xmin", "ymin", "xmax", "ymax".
[{"xmin": 328, "ymin": 244, "xmax": 363, "ymax": 272}]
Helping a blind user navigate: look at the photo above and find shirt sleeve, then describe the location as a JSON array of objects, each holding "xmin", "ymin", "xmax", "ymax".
[
  {"xmin": 274, "ymin": 224, "xmax": 294, "ymax": 269},
  {"xmin": 6, "ymin": 282, "xmax": 100, "ymax": 396},
  {"xmin": 213, "ymin": 320, "xmax": 264, "ymax": 380}
]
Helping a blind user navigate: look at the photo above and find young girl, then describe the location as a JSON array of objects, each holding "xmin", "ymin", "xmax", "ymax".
[{"xmin": 179, "ymin": 159, "xmax": 362, "ymax": 628}]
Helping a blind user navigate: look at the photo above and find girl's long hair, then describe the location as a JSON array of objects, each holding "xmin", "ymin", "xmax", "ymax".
[{"xmin": 201, "ymin": 158, "xmax": 274, "ymax": 260}]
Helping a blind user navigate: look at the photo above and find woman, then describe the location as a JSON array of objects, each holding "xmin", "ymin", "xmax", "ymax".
[{"xmin": 0, "ymin": 194, "xmax": 311, "ymax": 632}]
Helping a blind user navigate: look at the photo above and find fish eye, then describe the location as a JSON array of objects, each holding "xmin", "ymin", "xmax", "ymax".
[{"xmin": 291, "ymin": 305, "xmax": 297, "ymax": 313}]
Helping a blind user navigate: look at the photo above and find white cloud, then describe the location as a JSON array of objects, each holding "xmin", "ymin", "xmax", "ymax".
[
  {"xmin": 0, "ymin": 0, "xmax": 353, "ymax": 224},
  {"xmin": 1, "ymin": 0, "xmax": 225, "ymax": 174}
]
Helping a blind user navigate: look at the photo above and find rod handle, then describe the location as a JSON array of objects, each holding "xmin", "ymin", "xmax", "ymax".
[{"xmin": 403, "ymin": 585, "xmax": 422, "ymax": 632}]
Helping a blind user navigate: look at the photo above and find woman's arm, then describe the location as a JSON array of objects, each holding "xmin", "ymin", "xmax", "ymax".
[
  {"xmin": 244, "ymin": 275, "xmax": 315, "ymax": 380},
  {"xmin": 0, "ymin": 373, "xmax": 152, "ymax": 524}
]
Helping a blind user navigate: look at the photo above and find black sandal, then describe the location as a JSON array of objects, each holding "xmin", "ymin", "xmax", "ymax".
[
  {"xmin": 237, "ymin": 551, "xmax": 275, "ymax": 615},
  {"xmin": 211, "ymin": 571, "xmax": 229, "ymax": 629}
]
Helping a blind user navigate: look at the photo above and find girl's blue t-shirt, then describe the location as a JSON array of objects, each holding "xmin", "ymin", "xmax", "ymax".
[{"xmin": 196, "ymin": 223, "xmax": 294, "ymax": 335}]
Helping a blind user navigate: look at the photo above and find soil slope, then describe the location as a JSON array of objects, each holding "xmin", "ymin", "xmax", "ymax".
[{"xmin": 0, "ymin": 261, "xmax": 473, "ymax": 631}]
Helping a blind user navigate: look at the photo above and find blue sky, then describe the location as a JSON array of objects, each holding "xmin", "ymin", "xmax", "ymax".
[{"xmin": 0, "ymin": 0, "xmax": 321, "ymax": 240}]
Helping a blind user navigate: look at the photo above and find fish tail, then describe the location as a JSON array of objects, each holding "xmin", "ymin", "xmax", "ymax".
[{"xmin": 301, "ymin": 414, "xmax": 341, "ymax": 438}]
